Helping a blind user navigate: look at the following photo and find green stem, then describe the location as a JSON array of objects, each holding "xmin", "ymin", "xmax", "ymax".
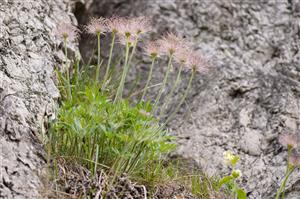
[
  {"xmin": 95, "ymin": 33, "xmax": 101, "ymax": 84},
  {"xmin": 94, "ymin": 144, "xmax": 99, "ymax": 176},
  {"xmin": 114, "ymin": 38, "xmax": 130, "ymax": 103},
  {"xmin": 165, "ymin": 68, "xmax": 195, "ymax": 124},
  {"xmin": 127, "ymin": 37, "xmax": 139, "ymax": 71},
  {"xmin": 159, "ymin": 63, "xmax": 183, "ymax": 117},
  {"xmin": 103, "ymin": 32, "xmax": 116, "ymax": 87},
  {"xmin": 275, "ymin": 165, "xmax": 295, "ymax": 199},
  {"xmin": 141, "ymin": 58, "xmax": 156, "ymax": 102},
  {"xmin": 153, "ymin": 55, "xmax": 173, "ymax": 113},
  {"xmin": 276, "ymin": 146, "xmax": 295, "ymax": 199},
  {"xmin": 63, "ymin": 38, "xmax": 72, "ymax": 101}
]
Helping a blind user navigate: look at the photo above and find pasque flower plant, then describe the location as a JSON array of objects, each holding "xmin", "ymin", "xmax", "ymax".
[{"xmin": 51, "ymin": 15, "xmax": 211, "ymax": 197}]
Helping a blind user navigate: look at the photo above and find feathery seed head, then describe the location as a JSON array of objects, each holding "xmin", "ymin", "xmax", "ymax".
[
  {"xmin": 289, "ymin": 153, "xmax": 300, "ymax": 167},
  {"xmin": 112, "ymin": 16, "xmax": 151, "ymax": 46},
  {"xmin": 115, "ymin": 16, "xmax": 152, "ymax": 38},
  {"xmin": 85, "ymin": 17, "xmax": 107, "ymax": 35},
  {"xmin": 158, "ymin": 32, "xmax": 184, "ymax": 56},
  {"xmin": 131, "ymin": 16, "xmax": 152, "ymax": 35},
  {"xmin": 186, "ymin": 52, "xmax": 207, "ymax": 72},
  {"xmin": 144, "ymin": 41, "xmax": 160, "ymax": 59},
  {"xmin": 55, "ymin": 23, "xmax": 79, "ymax": 42},
  {"xmin": 106, "ymin": 16, "xmax": 124, "ymax": 34},
  {"xmin": 174, "ymin": 45, "xmax": 191, "ymax": 64},
  {"xmin": 279, "ymin": 134, "xmax": 300, "ymax": 149}
]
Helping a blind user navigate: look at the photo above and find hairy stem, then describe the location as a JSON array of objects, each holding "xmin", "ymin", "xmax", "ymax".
[
  {"xmin": 63, "ymin": 38, "xmax": 72, "ymax": 101},
  {"xmin": 103, "ymin": 32, "xmax": 116, "ymax": 87},
  {"xmin": 153, "ymin": 55, "xmax": 173, "ymax": 113},
  {"xmin": 159, "ymin": 63, "xmax": 183, "ymax": 117},
  {"xmin": 275, "ymin": 165, "xmax": 294, "ymax": 199},
  {"xmin": 127, "ymin": 37, "xmax": 139, "ymax": 71},
  {"xmin": 165, "ymin": 68, "xmax": 195, "ymax": 124},
  {"xmin": 141, "ymin": 58, "xmax": 156, "ymax": 102},
  {"xmin": 95, "ymin": 33, "xmax": 101, "ymax": 84},
  {"xmin": 114, "ymin": 39, "xmax": 130, "ymax": 103},
  {"xmin": 275, "ymin": 146, "xmax": 295, "ymax": 199}
]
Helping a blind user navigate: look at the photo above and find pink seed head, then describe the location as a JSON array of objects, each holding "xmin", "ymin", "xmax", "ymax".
[
  {"xmin": 130, "ymin": 16, "xmax": 152, "ymax": 35},
  {"xmin": 279, "ymin": 134, "xmax": 300, "ymax": 148},
  {"xmin": 158, "ymin": 32, "xmax": 184, "ymax": 56},
  {"xmin": 106, "ymin": 16, "xmax": 124, "ymax": 34},
  {"xmin": 289, "ymin": 153, "xmax": 300, "ymax": 167},
  {"xmin": 114, "ymin": 16, "xmax": 152, "ymax": 39},
  {"xmin": 186, "ymin": 52, "xmax": 208, "ymax": 72},
  {"xmin": 55, "ymin": 22, "xmax": 79, "ymax": 42},
  {"xmin": 144, "ymin": 41, "xmax": 160, "ymax": 59},
  {"xmin": 85, "ymin": 17, "xmax": 107, "ymax": 35},
  {"xmin": 174, "ymin": 44, "xmax": 191, "ymax": 64}
]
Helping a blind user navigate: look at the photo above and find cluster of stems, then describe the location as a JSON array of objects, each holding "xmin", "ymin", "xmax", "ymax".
[{"xmin": 57, "ymin": 17, "xmax": 202, "ymax": 124}]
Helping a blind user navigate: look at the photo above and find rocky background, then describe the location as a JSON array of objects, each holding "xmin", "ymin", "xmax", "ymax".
[{"xmin": 1, "ymin": 0, "xmax": 300, "ymax": 199}]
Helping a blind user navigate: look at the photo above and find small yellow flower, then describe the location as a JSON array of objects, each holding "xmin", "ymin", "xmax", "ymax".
[
  {"xmin": 232, "ymin": 169, "xmax": 242, "ymax": 178},
  {"xmin": 223, "ymin": 150, "xmax": 240, "ymax": 167}
]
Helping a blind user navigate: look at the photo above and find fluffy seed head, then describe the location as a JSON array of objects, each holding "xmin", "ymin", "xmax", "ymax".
[
  {"xmin": 113, "ymin": 16, "xmax": 151, "ymax": 38},
  {"xmin": 186, "ymin": 52, "xmax": 208, "ymax": 72},
  {"xmin": 290, "ymin": 154, "xmax": 300, "ymax": 167},
  {"xmin": 106, "ymin": 16, "xmax": 123, "ymax": 34},
  {"xmin": 174, "ymin": 45, "xmax": 191, "ymax": 64},
  {"xmin": 132, "ymin": 16, "xmax": 152, "ymax": 35},
  {"xmin": 144, "ymin": 41, "xmax": 160, "ymax": 59},
  {"xmin": 85, "ymin": 17, "xmax": 107, "ymax": 35},
  {"xmin": 55, "ymin": 22, "xmax": 79, "ymax": 42},
  {"xmin": 158, "ymin": 32, "xmax": 184, "ymax": 56},
  {"xmin": 279, "ymin": 134, "xmax": 300, "ymax": 148}
]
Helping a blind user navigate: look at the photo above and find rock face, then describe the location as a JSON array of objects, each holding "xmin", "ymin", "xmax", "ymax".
[
  {"xmin": 78, "ymin": 0, "xmax": 300, "ymax": 198},
  {"xmin": 0, "ymin": 0, "xmax": 78, "ymax": 198}
]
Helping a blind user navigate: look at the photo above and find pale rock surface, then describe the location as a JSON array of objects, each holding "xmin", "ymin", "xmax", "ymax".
[{"xmin": 0, "ymin": 0, "xmax": 79, "ymax": 198}]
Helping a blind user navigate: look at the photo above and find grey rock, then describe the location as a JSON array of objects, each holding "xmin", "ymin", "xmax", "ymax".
[
  {"xmin": 0, "ymin": 0, "xmax": 79, "ymax": 198},
  {"xmin": 78, "ymin": 0, "xmax": 300, "ymax": 198}
]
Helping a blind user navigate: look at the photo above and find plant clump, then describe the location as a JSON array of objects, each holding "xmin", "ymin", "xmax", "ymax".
[{"xmin": 49, "ymin": 15, "xmax": 214, "ymax": 198}]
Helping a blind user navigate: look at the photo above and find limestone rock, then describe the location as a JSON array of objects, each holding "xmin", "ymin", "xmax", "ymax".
[{"xmin": 0, "ymin": 0, "xmax": 79, "ymax": 198}]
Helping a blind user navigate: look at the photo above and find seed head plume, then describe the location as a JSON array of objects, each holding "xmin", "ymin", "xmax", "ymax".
[
  {"xmin": 279, "ymin": 134, "xmax": 300, "ymax": 148},
  {"xmin": 85, "ymin": 17, "xmax": 107, "ymax": 35},
  {"xmin": 55, "ymin": 22, "xmax": 79, "ymax": 42},
  {"xmin": 106, "ymin": 16, "xmax": 124, "ymax": 34},
  {"xmin": 131, "ymin": 16, "xmax": 152, "ymax": 36},
  {"xmin": 186, "ymin": 51, "xmax": 208, "ymax": 72},
  {"xmin": 112, "ymin": 16, "xmax": 152, "ymax": 45},
  {"xmin": 174, "ymin": 44, "xmax": 191, "ymax": 64},
  {"xmin": 144, "ymin": 41, "xmax": 160, "ymax": 59},
  {"xmin": 158, "ymin": 32, "xmax": 184, "ymax": 56},
  {"xmin": 289, "ymin": 153, "xmax": 300, "ymax": 166}
]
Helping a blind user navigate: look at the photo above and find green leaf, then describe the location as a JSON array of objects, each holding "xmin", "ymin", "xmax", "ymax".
[
  {"xmin": 236, "ymin": 188, "xmax": 247, "ymax": 199},
  {"xmin": 218, "ymin": 176, "xmax": 234, "ymax": 189}
]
